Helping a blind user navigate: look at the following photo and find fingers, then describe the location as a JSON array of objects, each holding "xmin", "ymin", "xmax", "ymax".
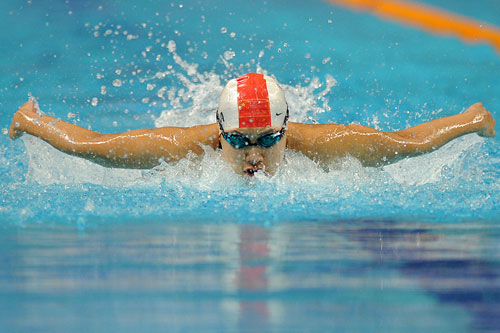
[
  {"xmin": 478, "ymin": 108, "xmax": 496, "ymax": 138},
  {"xmin": 9, "ymin": 114, "xmax": 23, "ymax": 139},
  {"xmin": 8, "ymin": 101, "xmax": 35, "ymax": 140},
  {"xmin": 18, "ymin": 100, "xmax": 35, "ymax": 115}
]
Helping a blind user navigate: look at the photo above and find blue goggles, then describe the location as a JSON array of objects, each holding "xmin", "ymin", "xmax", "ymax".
[
  {"xmin": 217, "ymin": 109, "xmax": 289, "ymax": 149},
  {"xmin": 221, "ymin": 128, "xmax": 285, "ymax": 149}
]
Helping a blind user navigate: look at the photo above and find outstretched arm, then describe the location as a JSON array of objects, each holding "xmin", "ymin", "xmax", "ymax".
[
  {"xmin": 287, "ymin": 103, "xmax": 496, "ymax": 166},
  {"xmin": 9, "ymin": 101, "xmax": 219, "ymax": 168}
]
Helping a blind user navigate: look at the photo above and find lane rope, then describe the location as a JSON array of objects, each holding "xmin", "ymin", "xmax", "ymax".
[{"xmin": 328, "ymin": 0, "xmax": 500, "ymax": 53}]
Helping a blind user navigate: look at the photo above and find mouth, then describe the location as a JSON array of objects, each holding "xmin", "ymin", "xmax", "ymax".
[
  {"xmin": 243, "ymin": 166, "xmax": 264, "ymax": 177},
  {"xmin": 244, "ymin": 168, "xmax": 257, "ymax": 177}
]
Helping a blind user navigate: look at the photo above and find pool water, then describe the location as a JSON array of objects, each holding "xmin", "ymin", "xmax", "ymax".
[{"xmin": 1, "ymin": 0, "xmax": 499, "ymax": 331}]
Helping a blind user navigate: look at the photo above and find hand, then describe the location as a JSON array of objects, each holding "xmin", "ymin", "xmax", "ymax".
[
  {"xmin": 9, "ymin": 101, "xmax": 37, "ymax": 140},
  {"xmin": 466, "ymin": 102, "xmax": 496, "ymax": 137}
]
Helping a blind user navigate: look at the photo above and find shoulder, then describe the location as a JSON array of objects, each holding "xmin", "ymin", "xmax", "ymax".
[
  {"xmin": 184, "ymin": 123, "xmax": 219, "ymax": 148},
  {"xmin": 154, "ymin": 123, "xmax": 219, "ymax": 148},
  {"xmin": 155, "ymin": 123, "xmax": 218, "ymax": 135},
  {"xmin": 287, "ymin": 121, "xmax": 346, "ymax": 151},
  {"xmin": 287, "ymin": 122, "xmax": 344, "ymax": 139}
]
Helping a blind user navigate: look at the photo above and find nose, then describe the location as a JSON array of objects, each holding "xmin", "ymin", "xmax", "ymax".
[{"xmin": 245, "ymin": 148, "xmax": 264, "ymax": 166}]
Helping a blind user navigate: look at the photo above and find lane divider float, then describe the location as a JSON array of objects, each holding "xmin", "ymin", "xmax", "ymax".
[{"xmin": 328, "ymin": 0, "xmax": 500, "ymax": 53}]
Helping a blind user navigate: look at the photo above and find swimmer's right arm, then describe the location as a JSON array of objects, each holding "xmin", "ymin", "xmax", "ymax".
[{"xmin": 9, "ymin": 101, "xmax": 219, "ymax": 168}]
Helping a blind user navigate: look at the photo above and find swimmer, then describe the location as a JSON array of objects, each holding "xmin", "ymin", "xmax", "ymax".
[{"xmin": 9, "ymin": 73, "xmax": 496, "ymax": 177}]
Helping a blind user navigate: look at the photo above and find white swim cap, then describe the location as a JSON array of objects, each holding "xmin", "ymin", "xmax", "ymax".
[{"xmin": 216, "ymin": 73, "xmax": 288, "ymax": 131}]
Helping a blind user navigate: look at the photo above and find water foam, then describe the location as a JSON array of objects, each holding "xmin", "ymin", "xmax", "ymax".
[
  {"xmin": 147, "ymin": 44, "xmax": 338, "ymax": 128},
  {"xmin": 384, "ymin": 135, "xmax": 485, "ymax": 186},
  {"xmin": 22, "ymin": 129, "xmax": 486, "ymax": 190},
  {"xmin": 12, "ymin": 40, "xmax": 497, "ymax": 223},
  {"xmin": 19, "ymin": 48, "xmax": 489, "ymax": 194}
]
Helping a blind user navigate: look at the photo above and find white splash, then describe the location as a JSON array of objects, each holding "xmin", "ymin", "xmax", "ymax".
[
  {"xmin": 151, "ymin": 49, "xmax": 338, "ymax": 127},
  {"xmin": 17, "ymin": 47, "xmax": 488, "ymax": 195},
  {"xmin": 383, "ymin": 135, "xmax": 485, "ymax": 185},
  {"xmin": 22, "ymin": 135, "xmax": 144, "ymax": 186},
  {"xmin": 21, "ymin": 130, "xmax": 486, "ymax": 194}
]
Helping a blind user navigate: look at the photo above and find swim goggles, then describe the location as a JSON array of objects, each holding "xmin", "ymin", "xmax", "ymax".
[{"xmin": 216, "ymin": 108, "xmax": 289, "ymax": 149}]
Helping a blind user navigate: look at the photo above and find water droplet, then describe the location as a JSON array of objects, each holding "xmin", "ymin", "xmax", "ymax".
[
  {"xmin": 220, "ymin": 27, "xmax": 227, "ymax": 34},
  {"xmin": 112, "ymin": 79, "xmax": 122, "ymax": 87},
  {"xmin": 167, "ymin": 40, "xmax": 176, "ymax": 52},
  {"xmin": 224, "ymin": 50, "xmax": 235, "ymax": 60},
  {"xmin": 91, "ymin": 98, "xmax": 98, "ymax": 106}
]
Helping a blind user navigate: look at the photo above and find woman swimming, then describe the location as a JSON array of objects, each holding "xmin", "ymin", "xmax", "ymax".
[{"xmin": 9, "ymin": 73, "xmax": 496, "ymax": 177}]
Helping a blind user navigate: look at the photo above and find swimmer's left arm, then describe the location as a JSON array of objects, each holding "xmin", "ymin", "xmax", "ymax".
[{"xmin": 287, "ymin": 103, "xmax": 496, "ymax": 166}]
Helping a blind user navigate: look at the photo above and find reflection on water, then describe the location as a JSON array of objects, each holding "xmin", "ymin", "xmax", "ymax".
[{"xmin": 1, "ymin": 219, "xmax": 499, "ymax": 331}]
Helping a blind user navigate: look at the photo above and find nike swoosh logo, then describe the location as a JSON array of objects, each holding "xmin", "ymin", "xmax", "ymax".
[{"xmin": 275, "ymin": 113, "xmax": 283, "ymax": 116}]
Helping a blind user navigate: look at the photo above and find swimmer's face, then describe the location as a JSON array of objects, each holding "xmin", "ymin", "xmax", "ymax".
[{"xmin": 220, "ymin": 126, "xmax": 287, "ymax": 177}]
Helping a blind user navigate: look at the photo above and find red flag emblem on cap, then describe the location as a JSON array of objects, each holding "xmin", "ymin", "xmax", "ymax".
[{"xmin": 236, "ymin": 73, "xmax": 271, "ymax": 128}]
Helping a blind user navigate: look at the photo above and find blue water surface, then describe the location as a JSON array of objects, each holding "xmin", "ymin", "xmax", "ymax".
[{"xmin": 1, "ymin": 0, "xmax": 499, "ymax": 331}]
